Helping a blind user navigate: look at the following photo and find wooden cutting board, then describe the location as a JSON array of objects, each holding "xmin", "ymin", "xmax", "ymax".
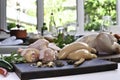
[{"xmin": 13, "ymin": 59, "xmax": 118, "ymax": 80}]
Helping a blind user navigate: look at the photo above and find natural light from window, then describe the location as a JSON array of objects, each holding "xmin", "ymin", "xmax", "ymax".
[
  {"xmin": 7, "ymin": 0, "xmax": 37, "ymax": 32},
  {"xmin": 44, "ymin": 0, "xmax": 76, "ymax": 33}
]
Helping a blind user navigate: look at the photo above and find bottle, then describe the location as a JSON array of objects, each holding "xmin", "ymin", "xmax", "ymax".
[
  {"xmin": 41, "ymin": 22, "xmax": 47, "ymax": 36},
  {"xmin": 49, "ymin": 13, "xmax": 57, "ymax": 36}
]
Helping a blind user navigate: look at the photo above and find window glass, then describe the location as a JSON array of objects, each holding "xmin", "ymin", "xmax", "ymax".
[
  {"xmin": 7, "ymin": 0, "xmax": 37, "ymax": 32},
  {"xmin": 84, "ymin": 0, "xmax": 117, "ymax": 31},
  {"xmin": 44, "ymin": 0, "xmax": 76, "ymax": 33}
]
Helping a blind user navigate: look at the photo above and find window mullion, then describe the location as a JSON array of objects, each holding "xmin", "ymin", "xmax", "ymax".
[
  {"xmin": 117, "ymin": 0, "xmax": 120, "ymax": 26},
  {"xmin": 0, "ymin": 0, "xmax": 7, "ymax": 30},
  {"xmin": 77, "ymin": 0, "xmax": 84, "ymax": 34},
  {"xmin": 37, "ymin": 0, "xmax": 44, "ymax": 31}
]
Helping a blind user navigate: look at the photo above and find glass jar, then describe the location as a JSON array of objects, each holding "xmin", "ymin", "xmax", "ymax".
[{"xmin": 101, "ymin": 16, "xmax": 113, "ymax": 32}]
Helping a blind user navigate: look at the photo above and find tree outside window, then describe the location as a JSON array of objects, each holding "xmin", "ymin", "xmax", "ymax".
[{"xmin": 84, "ymin": 0, "xmax": 116, "ymax": 31}]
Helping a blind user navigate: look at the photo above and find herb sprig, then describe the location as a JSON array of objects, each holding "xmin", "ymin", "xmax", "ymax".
[{"xmin": 1, "ymin": 51, "xmax": 26, "ymax": 64}]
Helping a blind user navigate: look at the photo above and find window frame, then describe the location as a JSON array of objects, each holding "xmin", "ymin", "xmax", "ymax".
[
  {"xmin": 0, "ymin": 0, "xmax": 120, "ymax": 35},
  {"xmin": 0, "ymin": 0, "xmax": 7, "ymax": 30},
  {"xmin": 117, "ymin": 0, "xmax": 120, "ymax": 25}
]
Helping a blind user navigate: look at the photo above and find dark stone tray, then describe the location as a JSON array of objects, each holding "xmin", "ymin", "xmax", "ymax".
[
  {"xmin": 13, "ymin": 59, "xmax": 118, "ymax": 80},
  {"xmin": 98, "ymin": 54, "xmax": 120, "ymax": 62}
]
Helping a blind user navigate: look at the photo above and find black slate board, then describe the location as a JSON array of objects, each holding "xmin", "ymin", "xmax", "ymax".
[
  {"xmin": 13, "ymin": 59, "xmax": 118, "ymax": 80},
  {"xmin": 98, "ymin": 54, "xmax": 120, "ymax": 62}
]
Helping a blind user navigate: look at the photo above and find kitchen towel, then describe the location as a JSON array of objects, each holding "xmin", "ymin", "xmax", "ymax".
[{"xmin": 0, "ymin": 36, "xmax": 23, "ymax": 46}]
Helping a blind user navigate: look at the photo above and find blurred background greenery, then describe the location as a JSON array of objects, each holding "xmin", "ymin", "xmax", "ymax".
[{"xmin": 7, "ymin": 0, "xmax": 116, "ymax": 32}]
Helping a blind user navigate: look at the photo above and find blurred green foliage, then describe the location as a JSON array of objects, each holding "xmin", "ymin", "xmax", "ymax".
[
  {"xmin": 54, "ymin": 34, "xmax": 75, "ymax": 48},
  {"xmin": 44, "ymin": 0, "xmax": 76, "ymax": 28},
  {"xmin": 7, "ymin": 23, "xmax": 16, "ymax": 30},
  {"xmin": 84, "ymin": 0, "xmax": 116, "ymax": 31},
  {"xmin": 25, "ymin": 0, "xmax": 117, "ymax": 32}
]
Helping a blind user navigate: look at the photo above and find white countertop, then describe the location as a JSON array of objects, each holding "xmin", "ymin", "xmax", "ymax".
[
  {"xmin": 0, "ymin": 45, "xmax": 27, "ymax": 54},
  {"xmin": 0, "ymin": 63, "xmax": 120, "ymax": 80}
]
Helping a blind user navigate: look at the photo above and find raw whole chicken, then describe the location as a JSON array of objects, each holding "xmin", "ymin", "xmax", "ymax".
[
  {"xmin": 39, "ymin": 48, "xmax": 56, "ymax": 63},
  {"xmin": 76, "ymin": 34, "xmax": 98, "ymax": 48},
  {"xmin": 18, "ymin": 48, "xmax": 40, "ymax": 62},
  {"xmin": 76, "ymin": 32, "xmax": 120, "ymax": 54},
  {"xmin": 67, "ymin": 49, "xmax": 97, "ymax": 60},
  {"xmin": 18, "ymin": 39, "xmax": 61, "ymax": 63},
  {"xmin": 57, "ymin": 41, "xmax": 97, "ymax": 60},
  {"xmin": 28, "ymin": 39, "xmax": 49, "ymax": 50}
]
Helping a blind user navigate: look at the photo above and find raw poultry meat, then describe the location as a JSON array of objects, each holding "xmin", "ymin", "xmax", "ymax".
[
  {"xmin": 76, "ymin": 34, "xmax": 97, "ymax": 48},
  {"xmin": 18, "ymin": 48, "xmax": 40, "ymax": 62},
  {"xmin": 39, "ymin": 48, "xmax": 56, "ymax": 63},
  {"xmin": 28, "ymin": 39, "xmax": 49, "ymax": 50},
  {"xmin": 67, "ymin": 49, "xmax": 97, "ymax": 60},
  {"xmin": 57, "ymin": 41, "xmax": 97, "ymax": 60},
  {"xmin": 18, "ymin": 39, "xmax": 61, "ymax": 63},
  {"xmin": 76, "ymin": 32, "xmax": 120, "ymax": 54}
]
